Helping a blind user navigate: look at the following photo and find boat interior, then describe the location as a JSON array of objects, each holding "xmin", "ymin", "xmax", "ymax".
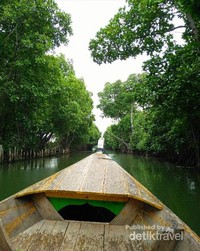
[{"xmin": 0, "ymin": 153, "xmax": 199, "ymax": 250}]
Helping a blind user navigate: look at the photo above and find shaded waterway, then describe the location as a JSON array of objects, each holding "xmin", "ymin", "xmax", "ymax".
[
  {"xmin": 109, "ymin": 152, "xmax": 200, "ymax": 236},
  {"xmin": 0, "ymin": 151, "xmax": 199, "ymax": 235}
]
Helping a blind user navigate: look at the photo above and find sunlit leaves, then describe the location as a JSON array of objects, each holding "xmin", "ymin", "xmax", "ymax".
[
  {"xmin": 92, "ymin": 0, "xmax": 200, "ymax": 166},
  {"xmin": 89, "ymin": 0, "xmax": 185, "ymax": 64},
  {"xmin": 98, "ymin": 74, "xmax": 145, "ymax": 120},
  {"xmin": 0, "ymin": 1, "xmax": 97, "ymax": 151}
]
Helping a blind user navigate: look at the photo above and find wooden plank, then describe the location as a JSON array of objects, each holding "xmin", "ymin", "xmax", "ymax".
[
  {"xmin": 0, "ymin": 197, "xmax": 42, "ymax": 238},
  {"xmin": 104, "ymin": 224, "xmax": 144, "ymax": 251},
  {"xmin": 151, "ymin": 230, "xmax": 183, "ymax": 251},
  {"xmin": 103, "ymin": 160, "xmax": 128, "ymax": 195},
  {"xmin": 32, "ymin": 193, "xmax": 63, "ymax": 220},
  {"xmin": 56, "ymin": 155, "xmax": 94, "ymax": 192},
  {"xmin": 79, "ymin": 157, "xmax": 106, "ymax": 194},
  {"xmin": 4, "ymin": 206, "xmax": 40, "ymax": 238},
  {"xmin": 45, "ymin": 191, "xmax": 129, "ymax": 202},
  {"xmin": 111, "ymin": 199, "xmax": 142, "ymax": 225},
  {"xmin": 12, "ymin": 220, "xmax": 69, "ymax": 251},
  {"xmin": 11, "ymin": 220, "xmax": 45, "ymax": 251},
  {"xmin": 45, "ymin": 169, "xmax": 69, "ymax": 191},
  {"xmin": 27, "ymin": 220, "xmax": 57, "ymax": 251},
  {"xmin": 44, "ymin": 154, "xmax": 94, "ymax": 194},
  {"xmin": 74, "ymin": 222, "xmax": 104, "ymax": 251},
  {"xmin": 175, "ymin": 232, "xmax": 200, "ymax": 251},
  {"xmin": 49, "ymin": 221, "xmax": 69, "ymax": 251},
  {"xmin": 0, "ymin": 219, "xmax": 14, "ymax": 251},
  {"xmin": 15, "ymin": 153, "xmax": 162, "ymax": 209},
  {"xmin": 59, "ymin": 221, "xmax": 81, "ymax": 251}
]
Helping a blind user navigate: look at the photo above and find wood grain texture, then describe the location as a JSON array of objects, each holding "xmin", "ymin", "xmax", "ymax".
[
  {"xmin": 111, "ymin": 199, "xmax": 142, "ymax": 225},
  {"xmin": 11, "ymin": 220, "xmax": 45, "ymax": 250},
  {"xmin": 11, "ymin": 220, "xmax": 144, "ymax": 251},
  {"xmin": 0, "ymin": 219, "xmax": 13, "ymax": 251},
  {"xmin": 15, "ymin": 153, "xmax": 163, "ymax": 209},
  {"xmin": 32, "ymin": 193, "xmax": 63, "ymax": 221},
  {"xmin": 25, "ymin": 220, "xmax": 57, "ymax": 251},
  {"xmin": 0, "ymin": 196, "xmax": 42, "ymax": 238},
  {"xmin": 74, "ymin": 222, "xmax": 104, "ymax": 251},
  {"xmin": 10, "ymin": 217, "xmax": 200, "ymax": 251},
  {"xmin": 59, "ymin": 221, "xmax": 81, "ymax": 251}
]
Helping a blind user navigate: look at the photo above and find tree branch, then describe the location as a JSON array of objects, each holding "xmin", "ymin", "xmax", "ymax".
[
  {"xmin": 108, "ymin": 132, "xmax": 130, "ymax": 150},
  {"xmin": 167, "ymin": 25, "xmax": 186, "ymax": 33}
]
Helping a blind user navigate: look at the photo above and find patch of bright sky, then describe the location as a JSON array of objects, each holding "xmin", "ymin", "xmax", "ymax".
[{"xmin": 55, "ymin": 0, "xmax": 146, "ymax": 134}]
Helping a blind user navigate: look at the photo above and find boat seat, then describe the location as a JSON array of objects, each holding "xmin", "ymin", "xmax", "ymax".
[
  {"xmin": 11, "ymin": 219, "xmax": 186, "ymax": 251},
  {"xmin": 11, "ymin": 219, "xmax": 146, "ymax": 251},
  {"xmin": 0, "ymin": 219, "xmax": 14, "ymax": 251}
]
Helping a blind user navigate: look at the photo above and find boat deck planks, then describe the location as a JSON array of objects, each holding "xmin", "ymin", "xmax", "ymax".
[
  {"xmin": 59, "ymin": 221, "xmax": 81, "ymax": 251},
  {"xmin": 11, "ymin": 220, "xmax": 45, "ymax": 250},
  {"xmin": 103, "ymin": 159, "xmax": 129, "ymax": 195},
  {"xmin": 74, "ymin": 222, "xmax": 104, "ymax": 251},
  {"xmin": 11, "ymin": 220, "xmax": 145, "ymax": 251},
  {"xmin": 16, "ymin": 153, "xmax": 163, "ymax": 209},
  {"xmin": 1, "ymin": 152, "xmax": 200, "ymax": 251},
  {"xmin": 80, "ymin": 156, "xmax": 107, "ymax": 194},
  {"xmin": 104, "ymin": 224, "xmax": 144, "ymax": 251}
]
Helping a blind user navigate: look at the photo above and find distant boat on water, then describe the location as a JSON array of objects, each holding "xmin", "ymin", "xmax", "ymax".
[{"xmin": 97, "ymin": 137, "xmax": 105, "ymax": 152}]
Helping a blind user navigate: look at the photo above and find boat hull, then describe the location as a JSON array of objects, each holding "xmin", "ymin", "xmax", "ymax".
[{"xmin": 0, "ymin": 153, "xmax": 199, "ymax": 250}]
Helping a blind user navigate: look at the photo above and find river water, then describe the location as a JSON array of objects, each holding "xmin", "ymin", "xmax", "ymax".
[{"xmin": 0, "ymin": 151, "xmax": 199, "ymax": 235}]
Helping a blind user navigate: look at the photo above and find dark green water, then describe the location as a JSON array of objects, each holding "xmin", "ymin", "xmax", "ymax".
[
  {"xmin": 0, "ymin": 151, "xmax": 199, "ymax": 235},
  {"xmin": 0, "ymin": 152, "xmax": 90, "ymax": 201},
  {"xmin": 109, "ymin": 152, "xmax": 200, "ymax": 236}
]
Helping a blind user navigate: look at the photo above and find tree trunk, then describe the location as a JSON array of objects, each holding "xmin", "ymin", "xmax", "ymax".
[
  {"xmin": 189, "ymin": 120, "xmax": 200, "ymax": 168},
  {"xmin": 109, "ymin": 132, "xmax": 130, "ymax": 151},
  {"xmin": 130, "ymin": 103, "xmax": 134, "ymax": 134},
  {"xmin": 186, "ymin": 13, "xmax": 199, "ymax": 42}
]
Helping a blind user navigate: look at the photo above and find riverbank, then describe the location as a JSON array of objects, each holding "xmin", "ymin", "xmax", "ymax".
[
  {"xmin": 106, "ymin": 148, "xmax": 200, "ymax": 169},
  {"xmin": 0, "ymin": 145, "xmax": 70, "ymax": 163}
]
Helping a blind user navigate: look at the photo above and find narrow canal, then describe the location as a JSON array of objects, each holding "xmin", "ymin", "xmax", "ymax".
[{"xmin": 0, "ymin": 151, "xmax": 200, "ymax": 235}]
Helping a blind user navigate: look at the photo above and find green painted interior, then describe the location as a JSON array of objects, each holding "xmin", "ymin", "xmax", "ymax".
[{"xmin": 48, "ymin": 197, "xmax": 125, "ymax": 216}]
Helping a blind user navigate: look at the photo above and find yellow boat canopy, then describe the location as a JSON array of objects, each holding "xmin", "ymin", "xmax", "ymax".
[{"xmin": 16, "ymin": 153, "xmax": 163, "ymax": 210}]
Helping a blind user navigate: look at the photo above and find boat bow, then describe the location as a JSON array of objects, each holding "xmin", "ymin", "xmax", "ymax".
[{"xmin": 15, "ymin": 153, "xmax": 163, "ymax": 210}]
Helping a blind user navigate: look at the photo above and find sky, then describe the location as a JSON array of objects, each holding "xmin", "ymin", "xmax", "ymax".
[{"xmin": 55, "ymin": 0, "xmax": 145, "ymax": 133}]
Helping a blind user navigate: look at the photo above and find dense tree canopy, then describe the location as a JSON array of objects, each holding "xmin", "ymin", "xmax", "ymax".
[
  {"xmin": 89, "ymin": 0, "xmax": 199, "ymax": 64},
  {"xmin": 101, "ymin": 73, "xmax": 200, "ymax": 167},
  {"xmin": 0, "ymin": 0, "xmax": 99, "ymax": 155},
  {"xmin": 91, "ymin": 0, "xmax": 200, "ymax": 167}
]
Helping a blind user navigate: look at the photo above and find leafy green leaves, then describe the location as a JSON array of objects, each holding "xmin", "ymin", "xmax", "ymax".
[
  {"xmin": 89, "ymin": 0, "xmax": 186, "ymax": 64},
  {"xmin": 91, "ymin": 0, "xmax": 200, "ymax": 166},
  {"xmin": 0, "ymin": 1, "xmax": 97, "ymax": 151}
]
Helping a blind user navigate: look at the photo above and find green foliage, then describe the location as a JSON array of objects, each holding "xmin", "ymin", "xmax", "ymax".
[
  {"xmin": 177, "ymin": 0, "xmax": 200, "ymax": 18},
  {"xmin": 49, "ymin": 59, "xmax": 94, "ymax": 149},
  {"xmin": 102, "ymin": 69, "xmax": 200, "ymax": 166},
  {"xmin": 104, "ymin": 126, "xmax": 120, "ymax": 150},
  {"xmin": 100, "ymin": 75, "xmax": 146, "ymax": 151},
  {"xmin": 98, "ymin": 80, "xmax": 125, "ymax": 119},
  {"xmin": 92, "ymin": 0, "xmax": 200, "ymax": 167},
  {"xmin": 86, "ymin": 123, "xmax": 101, "ymax": 146},
  {"xmin": 89, "ymin": 0, "xmax": 187, "ymax": 64},
  {"xmin": 98, "ymin": 74, "xmax": 145, "ymax": 119},
  {"xmin": 0, "ymin": 1, "xmax": 96, "ymax": 152}
]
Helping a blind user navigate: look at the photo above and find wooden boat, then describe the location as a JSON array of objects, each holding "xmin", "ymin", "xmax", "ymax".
[{"xmin": 0, "ymin": 152, "xmax": 199, "ymax": 250}]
